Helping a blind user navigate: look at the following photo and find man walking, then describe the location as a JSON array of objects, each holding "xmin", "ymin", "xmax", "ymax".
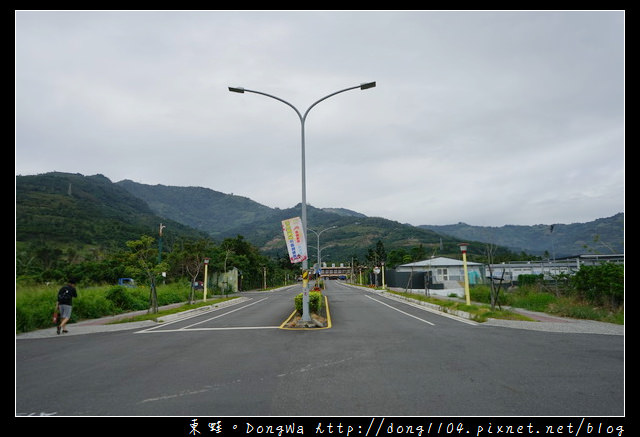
[{"xmin": 56, "ymin": 278, "xmax": 77, "ymax": 334}]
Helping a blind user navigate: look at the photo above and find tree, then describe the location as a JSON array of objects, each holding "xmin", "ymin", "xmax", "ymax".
[
  {"xmin": 211, "ymin": 235, "xmax": 266, "ymax": 290},
  {"xmin": 124, "ymin": 235, "xmax": 168, "ymax": 314},
  {"xmin": 410, "ymin": 244, "xmax": 427, "ymax": 262},
  {"xmin": 484, "ymin": 242, "xmax": 503, "ymax": 310},
  {"xmin": 571, "ymin": 263, "xmax": 624, "ymax": 309},
  {"xmin": 386, "ymin": 248, "xmax": 408, "ymax": 268},
  {"xmin": 171, "ymin": 239, "xmax": 212, "ymax": 303},
  {"xmin": 366, "ymin": 240, "xmax": 387, "ymax": 266}
]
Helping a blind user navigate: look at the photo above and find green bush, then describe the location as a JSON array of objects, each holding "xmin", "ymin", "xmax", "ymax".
[
  {"xmin": 156, "ymin": 283, "xmax": 193, "ymax": 306},
  {"xmin": 294, "ymin": 291, "xmax": 324, "ymax": 314},
  {"xmin": 507, "ymin": 289, "xmax": 556, "ymax": 312},
  {"xmin": 16, "ymin": 288, "xmax": 59, "ymax": 333},
  {"xmin": 105, "ymin": 286, "xmax": 138, "ymax": 311},
  {"xmin": 571, "ymin": 263, "xmax": 624, "ymax": 308},
  {"xmin": 74, "ymin": 291, "xmax": 115, "ymax": 320},
  {"xmin": 469, "ymin": 285, "xmax": 491, "ymax": 303},
  {"xmin": 517, "ymin": 274, "xmax": 543, "ymax": 286}
]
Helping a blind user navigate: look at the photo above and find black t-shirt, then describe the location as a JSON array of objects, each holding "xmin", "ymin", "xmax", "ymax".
[{"xmin": 57, "ymin": 285, "xmax": 77, "ymax": 305}]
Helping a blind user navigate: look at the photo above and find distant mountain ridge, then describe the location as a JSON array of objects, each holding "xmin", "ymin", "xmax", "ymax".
[
  {"xmin": 117, "ymin": 179, "xmax": 623, "ymax": 259},
  {"xmin": 419, "ymin": 214, "xmax": 624, "ymax": 258},
  {"xmin": 17, "ymin": 173, "xmax": 463, "ymax": 263},
  {"xmin": 16, "ymin": 172, "xmax": 623, "ymax": 262},
  {"xmin": 16, "ymin": 172, "xmax": 209, "ymax": 250},
  {"xmin": 116, "ymin": 179, "xmax": 274, "ymax": 237},
  {"xmin": 116, "ymin": 179, "xmax": 458, "ymax": 260}
]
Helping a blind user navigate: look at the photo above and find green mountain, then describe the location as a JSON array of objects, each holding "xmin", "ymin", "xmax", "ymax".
[
  {"xmin": 419, "ymin": 213, "xmax": 624, "ymax": 258},
  {"xmin": 17, "ymin": 172, "xmax": 622, "ymax": 267},
  {"xmin": 16, "ymin": 173, "xmax": 468, "ymax": 266},
  {"xmin": 16, "ymin": 172, "xmax": 209, "ymax": 254},
  {"xmin": 118, "ymin": 180, "xmax": 624, "ymax": 260},
  {"xmin": 116, "ymin": 179, "xmax": 274, "ymax": 237},
  {"xmin": 117, "ymin": 179, "xmax": 624, "ymax": 260},
  {"xmin": 116, "ymin": 180, "xmax": 464, "ymax": 262}
]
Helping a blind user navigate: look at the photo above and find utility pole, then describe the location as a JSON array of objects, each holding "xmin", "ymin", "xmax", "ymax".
[{"xmin": 158, "ymin": 223, "xmax": 166, "ymax": 263}]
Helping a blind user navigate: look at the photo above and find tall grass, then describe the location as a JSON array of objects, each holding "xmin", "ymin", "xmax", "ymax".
[
  {"xmin": 16, "ymin": 282, "xmax": 201, "ymax": 334},
  {"xmin": 469, "ymin": 284, "xmax": 624, "ymax": 324}
]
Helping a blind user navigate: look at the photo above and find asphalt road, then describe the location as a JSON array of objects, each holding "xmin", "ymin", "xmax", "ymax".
[{"xmin": 16, "ymin": 281, "xmax": 624, "ymax": 417}]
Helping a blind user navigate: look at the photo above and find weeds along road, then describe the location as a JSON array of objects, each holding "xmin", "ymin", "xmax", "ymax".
[{"xmin": 16, "ymin": 281, "xmax": 623, "ymax": 416}]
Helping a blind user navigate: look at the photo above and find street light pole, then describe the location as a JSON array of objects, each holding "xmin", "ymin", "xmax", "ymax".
[
  {"xmin": 203, "ymin": 257, "xmax": 210, "ymax": 302},
  {"xmin": 459, "ymin": 243, "xmax": 471, "ymax": 305},
  {"xmin": 308, "ymin": 225, "xmax": 337, "ymax": 284},
  {"xmin": 229, "ymin": 82, "xmax": 376, "ymax": 321}
]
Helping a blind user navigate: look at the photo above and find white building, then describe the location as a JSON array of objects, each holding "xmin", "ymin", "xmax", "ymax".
[
  {"xmin": 390, "ymin": 254, "xmax": 623, "ymax": 296},
  {"xmin": 488, "ymin": 254, "xmax": 624, "ymax": 282},
  {"xmin": 394, "ymin": 256, "xmax": 484, "ymax": 297}
]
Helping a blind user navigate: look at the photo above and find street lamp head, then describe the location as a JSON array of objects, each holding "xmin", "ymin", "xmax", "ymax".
[
  {"xmin": 360, "ymin": 81, "xmax": 376, "ymax": 90},
  {"xmin": 228, "ymin": 86, "xmax": 245, "ymax": 93}
]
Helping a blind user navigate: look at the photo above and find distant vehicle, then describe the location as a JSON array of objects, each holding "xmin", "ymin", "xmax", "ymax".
[
  {"xmin": 118, "ymin": 278, "xmax": 136, "ymax": 287},
  {"xmin": 192, "ymin": 281, "xmax": 204, "ymax": 290}
]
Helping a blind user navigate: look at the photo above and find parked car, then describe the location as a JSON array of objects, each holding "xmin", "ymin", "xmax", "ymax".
[{"xmin": 117, "ymin": 278, "xmax": 136, "ymax": 287}]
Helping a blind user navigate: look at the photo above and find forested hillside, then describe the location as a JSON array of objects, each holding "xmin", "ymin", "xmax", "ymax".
[
  {"xmin": 420, "ymin": 213, "xmax": 624, "ymax": 257},
  {"xmin": 16, "ymin": 172, "xmax": 208, "ymax": 252},
  {"xmin": 117, "ymin": 179, "xmax": 274, "ymax": 237},
  {"xmin": 16, "ymin": 173, "xmax": 289, "ymax": 287},
  {"xmin": 17, "ymin": 172, "xmax": 500, "ymax": 286},
  {"xmin": 18, "ymin": 171, "xmax": 621, "ymax": 286},
  {"xmin": 116, "ymin": 180, "xmax": 506, "ymax": 263}
]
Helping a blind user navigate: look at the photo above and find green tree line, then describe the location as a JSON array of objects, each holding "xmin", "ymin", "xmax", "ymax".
[{"xmin": 16, "ymin": 234, "xmax": 299, "ymax": 293}]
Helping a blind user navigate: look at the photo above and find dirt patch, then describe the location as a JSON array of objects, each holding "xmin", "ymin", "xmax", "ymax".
[{"xmin": 285, "ymin": 312, "xmax": 328, "ymax": 328}]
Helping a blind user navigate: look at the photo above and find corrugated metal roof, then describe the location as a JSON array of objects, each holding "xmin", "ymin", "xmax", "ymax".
[{"xmin": 398, "ymin": 256, "xmax": 483, "ymax": 268}]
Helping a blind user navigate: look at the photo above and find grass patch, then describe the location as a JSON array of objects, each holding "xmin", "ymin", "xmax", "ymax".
[
  {"xmin": 469, "ymin": 285, "xmax": 624, "ymax": 324},
  {"xmin": 16, "ymin": 282, "xmax": 216, "ymax": 334},
  {"xmin": 384, "ymin": 289, "xmax": 529, "ymax": 323},
  {"xmin": 547, "ymin": 298, "xmax": 624, "ymax": 324},
  {"xmin": 382, "ymin": 286, "xmax": 623, "ymax": 324}
]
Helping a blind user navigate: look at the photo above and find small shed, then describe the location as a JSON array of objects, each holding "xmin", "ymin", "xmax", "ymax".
[{"xmin": 393, "ymin": 256, "xmax": 484, "ymax": 297}]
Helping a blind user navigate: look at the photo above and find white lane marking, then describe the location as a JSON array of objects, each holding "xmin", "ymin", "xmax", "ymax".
[
  {"xmin": 375, "ymin": 292, "xmax": 479, "ymax": 325},
  {"xmin": 156, "ymin": 326, "xmax": 280, "ymax": 332},
  {"xmin": 136, "ymin": 297, "xmax": 272, "ymax": 333},
  {"xmin": 181, "ymin": 297, "xmax": 270, "ymax": 329},
  {"xmin": 365, "ymin": 295, "xmax": 435, "ymax": 325}
]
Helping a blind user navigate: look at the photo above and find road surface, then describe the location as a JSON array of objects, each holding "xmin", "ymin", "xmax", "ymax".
[{"xmin": 16, "ymin": 281, "xmax": 624, "ymax": 417}]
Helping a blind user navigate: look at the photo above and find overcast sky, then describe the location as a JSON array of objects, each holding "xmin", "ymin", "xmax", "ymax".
[{"xmin": 15, "ymin": 10, "xmax": 625, "ymax": 226}]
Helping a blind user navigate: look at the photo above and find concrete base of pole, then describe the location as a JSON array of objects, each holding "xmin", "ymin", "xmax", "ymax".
[{"xmin": 294, "ymin": 317, "xmax": 324, "ymax": 328}]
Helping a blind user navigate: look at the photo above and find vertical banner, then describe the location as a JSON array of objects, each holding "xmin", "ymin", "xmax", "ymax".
[{"xmin": 281, "ymin": 217, "xmax": 308, "ymax": 264}]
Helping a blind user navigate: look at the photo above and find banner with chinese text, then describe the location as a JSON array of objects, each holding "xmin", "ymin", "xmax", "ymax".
[{"xmin": 281, "ymin": 217, "xmax": 308, "ymax": 264}]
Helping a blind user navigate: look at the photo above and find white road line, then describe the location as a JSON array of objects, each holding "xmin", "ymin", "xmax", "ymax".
[
  {"xmin": 136, "ymin": 297, "xmax": 271, "ymax": 333},
  {"xmin": 365, "ymin": 294, "xmax": 435, "ymax": 325},
  {"xmin": 154, "ymin": 326, "xmax": 280, "ymax": 332},
  {"xmin": 375, "ymin": 292, "xmax": 479, "ymax": 325},
  {"xmin": 181, "ymin": 297, "xmax": 269, "ymax": 329}
]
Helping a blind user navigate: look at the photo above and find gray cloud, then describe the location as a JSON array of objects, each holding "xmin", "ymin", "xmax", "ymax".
[{"xmin": 15, "ymin": 10, "xmax": 624, "ymax": 226}]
